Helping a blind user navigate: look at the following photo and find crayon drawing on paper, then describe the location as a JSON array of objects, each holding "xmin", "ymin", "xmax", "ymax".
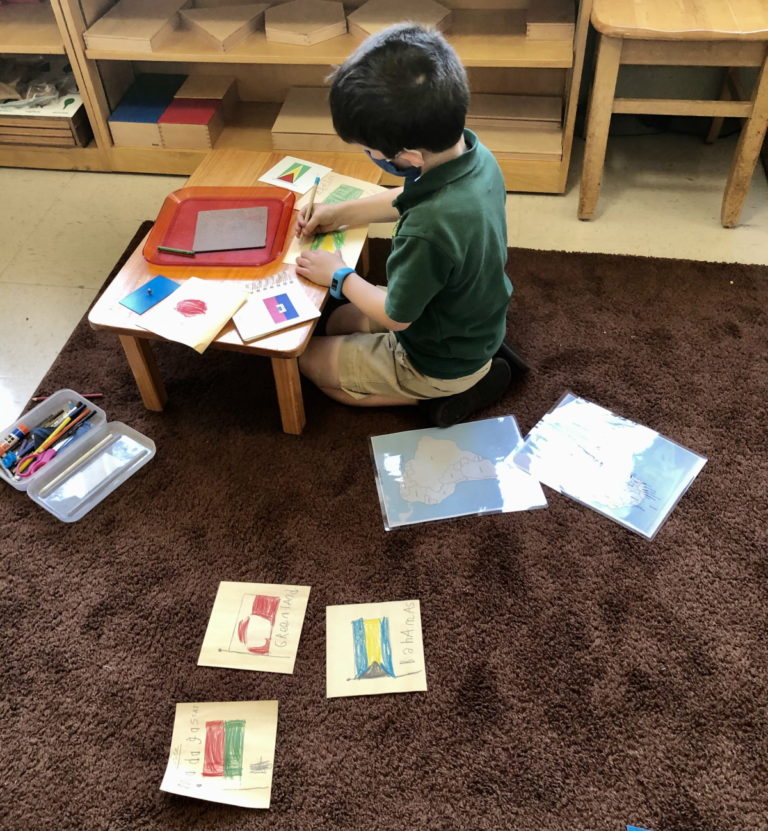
[
  {"xmin": 309, "ymin": 183, "xmax": 365, "ymax": 252},
  {"xmin": 198, "ymin": 582, "xmax": 311, "ymax": 674},
  {"xmin": 160, "ymin": 700, "xmax": 278, "ymax": 809},
  {"xmin": 284, "ymin": 171, "xmax": 386, "ymax": 266},
  {"xmin": 230, "ymin": 594, "xmax": 280, "ymax": 655},
  {"xmin": 352, "ymin": 617, "xmax": 396, "ymax": 679},
  {"xmin": 202, "ymin": 719, "xmax": 245, "ymax": 777},
  {"xmin": 326, "ymin": 599, "xmax": 428, "ymax": 698}
]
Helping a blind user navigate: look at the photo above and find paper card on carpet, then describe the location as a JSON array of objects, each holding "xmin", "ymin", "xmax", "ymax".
[
  {"xmin": 198, "ymin": 581, "xmax": 311, "ymax": 673},
  {"xmin": 513, "ymin": 392, "xmax": 707, "ymax": 540},
  {"xmin": 283, "ymin": 171, "xmax": 387, "ymax": 270},
  {"xmin": 370, "ymin": 416, "xmax": 547, "ymax": 530},
  {"xmin": 326, "ymin": 599, "xmax": 427, "ymax": 698},
  {"xmin": 160, "ymin": 700, "xmax": 278, "ymax": 809},
  {"xmin": 136, "ymin": 277, "xmax": 248, "ymax": 354},
  {"xmin": 193, "ymin": 206, "xmax": 268, "ymax": 252},
  {"xmin": 257, "ymin": 155, "xmax": 331, "ymax": 194}
]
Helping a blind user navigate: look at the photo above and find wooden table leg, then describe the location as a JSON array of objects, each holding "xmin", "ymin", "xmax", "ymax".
[
  {"xmin": 271, "ymin": 356, "xmax": 306, "ymax": 435},
  {"xmin": 118, "ymin": 334, "xmax": 167, "ymax": 411},
  {"xmin": 578, "ymin": 34, "xmax": 622, "ymax": 221},
  {"xmin": 721, "ymin": 54, "xmax": 768, "ymax": 228}
]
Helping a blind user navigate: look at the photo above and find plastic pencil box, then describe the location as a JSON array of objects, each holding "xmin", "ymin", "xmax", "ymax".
[{"xmin": 0, "ymin": 389, "xmax": 155, "ymax": 522}]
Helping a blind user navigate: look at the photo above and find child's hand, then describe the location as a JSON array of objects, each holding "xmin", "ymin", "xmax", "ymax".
[
  {"xmin": 295, "ymin": 250, "xmax": 347, "ymax": 287},
  {"xmin": 295, "ymin": 202, "xmax": 346, "ymax": 238}
]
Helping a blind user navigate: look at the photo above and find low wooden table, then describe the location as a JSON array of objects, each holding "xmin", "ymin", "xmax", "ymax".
[{"xmin": 88, "ymin": 149, "xmax": 381, "ymax": 434}]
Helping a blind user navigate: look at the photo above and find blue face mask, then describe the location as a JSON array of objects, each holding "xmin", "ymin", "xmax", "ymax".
[{"xmin": 365, "ymin": 150, "xmax": 422, "ymax": 181}]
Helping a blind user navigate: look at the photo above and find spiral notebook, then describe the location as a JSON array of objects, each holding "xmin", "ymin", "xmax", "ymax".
[{"xmin": 233, "ymin": 271, "xmax": 320, "ymax": 342}]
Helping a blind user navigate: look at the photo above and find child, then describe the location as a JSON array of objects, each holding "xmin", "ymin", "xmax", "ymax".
[{"xmin": 294, "ymin": 23, "xmax": 524, "ymax": 427}]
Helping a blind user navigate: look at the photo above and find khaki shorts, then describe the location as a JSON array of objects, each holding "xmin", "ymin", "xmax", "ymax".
[{"xmin": 337, "ymin": 327, "xmax": 491, "ymax": 401}]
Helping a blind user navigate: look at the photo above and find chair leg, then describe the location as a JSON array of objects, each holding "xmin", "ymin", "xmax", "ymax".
[
  {"xmin": 721, "ymin": 56, "xmax": 768, "ymax": 227},
  {"xmin": 578, "ymin": 34, "xmax": 622, "ymax": 221}
]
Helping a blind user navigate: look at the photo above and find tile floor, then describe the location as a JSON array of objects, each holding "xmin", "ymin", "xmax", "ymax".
[{"xmin": 1, "ymin": 133, "xmax": 767, "ymax": 426}]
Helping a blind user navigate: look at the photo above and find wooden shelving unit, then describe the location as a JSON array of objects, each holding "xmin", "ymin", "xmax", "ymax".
[
  {"xmin": 0, "ymin": 2, "xmax": 64, "ymax": 54},
  {"xmin": 84, "ymin": 9, "xmax": 574, "ymax": 67},
  {"xmin": 0, "ymin": 1, "xmax": 105, "ymax": 170},
  {"xmin": 2, "ymin": 0, "xmax": 592, "ymax": 193}
]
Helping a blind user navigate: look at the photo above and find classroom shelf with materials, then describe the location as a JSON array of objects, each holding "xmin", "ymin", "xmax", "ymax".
[
  {"xmin": 0, "ymin": 0, "xmax": 105, "ymax": 171},
  {"xmin": 2, "ymin": 0, "xmax": 592, "ymax": 193}
]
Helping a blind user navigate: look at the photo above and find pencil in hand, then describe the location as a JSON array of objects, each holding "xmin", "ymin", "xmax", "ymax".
[{"xmin": 303, "ymin": 176, "xmax": 320, "ymax": 234}]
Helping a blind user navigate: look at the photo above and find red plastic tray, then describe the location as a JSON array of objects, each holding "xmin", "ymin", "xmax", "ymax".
[{"xmin": 143, "ymin": 186, "xmax": 295, "ymax": 268}]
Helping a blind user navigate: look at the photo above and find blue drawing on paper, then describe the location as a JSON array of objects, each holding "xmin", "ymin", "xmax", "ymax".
[{"xmin": 352, "ymin": 617, "xmax": 396, "ymax": 679}]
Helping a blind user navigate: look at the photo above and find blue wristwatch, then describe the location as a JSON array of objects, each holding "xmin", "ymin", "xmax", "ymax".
[{"xmin": 330, "ymin": 267, "xmax": 355, "ymax": 299}]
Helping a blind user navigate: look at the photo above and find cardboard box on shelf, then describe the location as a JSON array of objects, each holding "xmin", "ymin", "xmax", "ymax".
[
  {"xmin": 264, "ymin": 0, "xmax": 347, "ymax": 46},
  {"xmin": 107, "ymin": 73, "xmax": 186, "ymax": 147},
  {"xmin": 347, "ymin": 0, "xmax": 451, "ymax": 39},
  {"xmin": 0, "ymin": 93, "xmax": 92, "ymax": 147},
  {"xmin": 467, "ymin": 93, "xmax": 562, "ymax": 124},
  {"xmin": 473, "ymin": 119, "xmax": 562, "ymax": 161},
  {"xmin": 83, "ymin": 0, "xmax": 189, "ymax": 52},
  {"xmin": 180, "ymin": 3, "xmax": 268, "ymax": 51},
  {"xmin": 271, "ymin": 86, "xmax": 347, "ymax": 152},
  {"xmin": 158, "ymin": 98, "xmax": 223, "ymax": 149},
  {"xmin": 174, "ymin": 74, "xmax": 238, "ymax": 120}
]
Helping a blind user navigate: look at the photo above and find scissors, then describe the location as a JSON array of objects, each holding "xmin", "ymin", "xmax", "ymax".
[{"xmin": 15, "ymin": 421, "xmax": 93, "ymax": 478}]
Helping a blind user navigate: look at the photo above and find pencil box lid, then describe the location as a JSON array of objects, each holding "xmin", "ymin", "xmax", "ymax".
[{"xmin": 26, "ymin": 421, "xmax": 155, "ymax": 522}]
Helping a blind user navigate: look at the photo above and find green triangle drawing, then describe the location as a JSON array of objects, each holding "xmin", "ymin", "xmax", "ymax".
[{"xmin": 277, "ymin": 162, "xmax": 311, "ymax": 184}]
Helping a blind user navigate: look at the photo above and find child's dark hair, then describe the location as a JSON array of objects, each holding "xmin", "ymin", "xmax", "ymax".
[{"xmin": 328, "ymin": 23, "xmax": 469, "ymax": 159}]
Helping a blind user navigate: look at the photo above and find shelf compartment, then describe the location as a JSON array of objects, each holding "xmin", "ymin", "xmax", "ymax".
[
  {"xmin": 85, "ymin": 8, "xmax": 573, "ymax": 68},
  {"xmin": 0, "ymin": 141, "xmax": 103, "ymax": 170},
  {"xmin": 0, "ymin": 3, "xmax": 65, "ymax": 54}
]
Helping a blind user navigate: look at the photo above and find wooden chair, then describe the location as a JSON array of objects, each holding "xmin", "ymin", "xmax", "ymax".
[{"xmin": 578, "ymin": 0, "xmax": 768, "ymax": 227}]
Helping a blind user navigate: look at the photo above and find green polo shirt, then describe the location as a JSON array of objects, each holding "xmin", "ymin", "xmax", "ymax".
[{"xmin": 385, "ymin": 129, "xmax": 512, "ymax": 379}]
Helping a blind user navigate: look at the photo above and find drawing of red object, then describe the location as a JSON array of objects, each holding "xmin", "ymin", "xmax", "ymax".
[
  {"xmin": 236, "ymin": 595, "xmax": 280, "ymax": 654},
  {"xmin": 175, "ymin": 298, "xmax": 208, "ymax": 317}
]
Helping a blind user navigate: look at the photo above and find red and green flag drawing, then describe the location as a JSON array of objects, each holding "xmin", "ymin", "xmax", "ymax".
[{"xmin": 202, "ymin": 719, "xmax": 245, "ymax": 778}]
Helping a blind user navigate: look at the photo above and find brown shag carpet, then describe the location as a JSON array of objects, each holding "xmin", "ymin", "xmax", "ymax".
[{"xmin": 2, "ymin": 225, "xmax": 767, "ymax": 831}]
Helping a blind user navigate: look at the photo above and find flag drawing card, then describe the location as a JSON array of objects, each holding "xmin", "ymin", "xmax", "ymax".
[
  {"xmin": 233, "ymin": 281, "xmax": 320, "ymax": 342},
  {"xmin": 283, "ymin": 171, "xmax": 386, "ymax": 268},
  {"xmin": 326, "ymin": 599, "xmax": 427, "ymax": 699},
  {"xmin": 198, "ymin": 581, "xmax": 311, "ymax": 674},
  {"xmin": 257, "ymin": 155, "xmax": 331, "ymax": 194},
  {"xmin": 160, "ymin": 700, "xmax": 278, "ymax": 809}
]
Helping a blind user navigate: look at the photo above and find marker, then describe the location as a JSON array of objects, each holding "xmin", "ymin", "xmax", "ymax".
[
  {"xmin": 158, "ymin": 245, "xmax": 195, "ymax": 256},
  {"xmin": 0, "ymin": 424, "xmax": 29, "ymax": 456}
]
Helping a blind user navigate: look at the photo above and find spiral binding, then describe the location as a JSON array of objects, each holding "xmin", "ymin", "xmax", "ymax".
[{"xmin": 246, "ymin": 270, "xmax": 295, "ymax": 294}]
